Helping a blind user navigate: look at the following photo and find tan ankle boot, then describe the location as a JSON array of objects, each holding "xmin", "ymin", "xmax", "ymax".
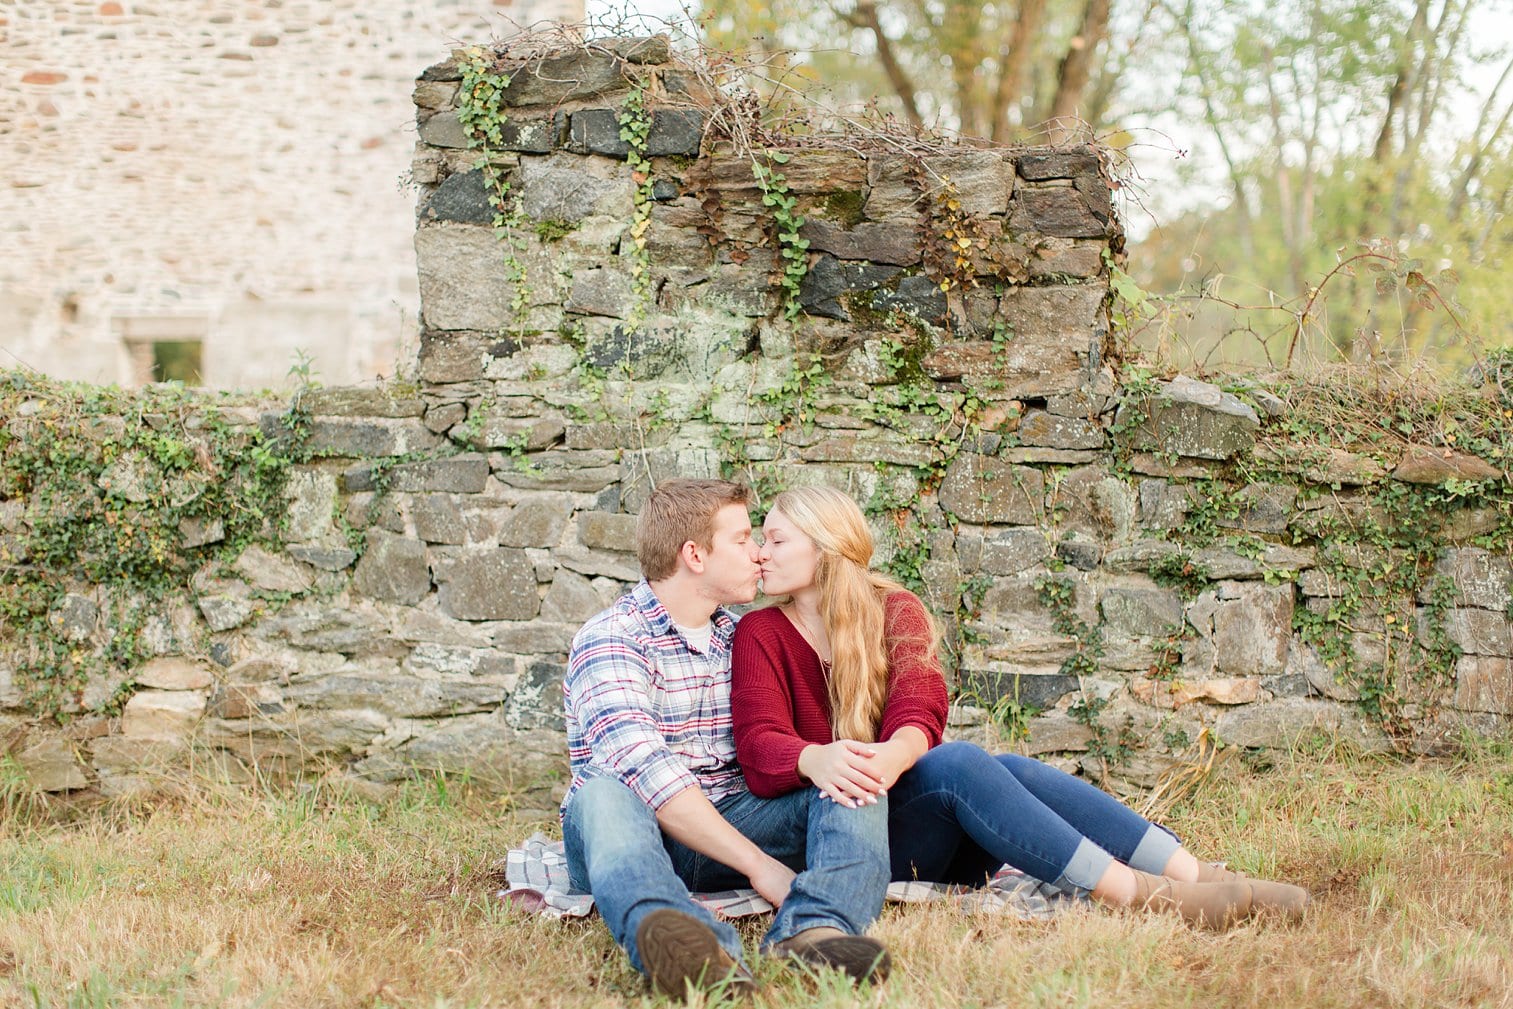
[
  {"xmin": 1194, "ymin": 863, "xmax": 1310, "ymax": 921},
  {"xmin": 1130, "ymin": 869, "xmax": 1253, "ymax": 930}
]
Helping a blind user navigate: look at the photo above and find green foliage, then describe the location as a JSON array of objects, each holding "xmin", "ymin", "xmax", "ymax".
[
  {"xmin": 456, "ymin": 47, "xmax": 529, "ymax": 335},
  {"xmin": 618, "ymin": 85, "xmax": 657, "ymax": 327},
  {"xmin": 751, "ymin": 152, "xmax": 810, "ymax": 321},
  {"xmin": 0, "ymin": 371, "xmax": 305, "ymax": 718}
]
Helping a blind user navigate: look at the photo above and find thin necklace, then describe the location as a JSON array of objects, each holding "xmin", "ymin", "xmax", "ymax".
[{"xmin": 786, "ymin": 606, "xmax": 831, "ymax": 666}]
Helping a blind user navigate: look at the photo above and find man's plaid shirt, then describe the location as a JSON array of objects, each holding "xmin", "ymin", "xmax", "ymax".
[{"xmin": 562, "ymin": 580, "xmax": 749, "ymax": 814}]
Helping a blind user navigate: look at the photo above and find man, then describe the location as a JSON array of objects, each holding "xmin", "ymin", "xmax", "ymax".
[{"xmin": 561, "ymin": 479, "xmax": 891, "ymax": 998}]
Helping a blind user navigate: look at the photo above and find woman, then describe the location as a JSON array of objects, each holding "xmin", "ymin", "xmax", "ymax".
[{"xmin": 730, "ymin": 485, "xmax": 1308, "ymax": 930}]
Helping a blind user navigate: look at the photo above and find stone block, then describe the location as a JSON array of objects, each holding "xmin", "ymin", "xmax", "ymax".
[
  {"xmin": 1454, "ymin": 655, "xmax": 1513, "ymax": 714},
  {"xmin": 208, "ymin": 683, "xmax": 285, "ymax": 719},
  {"xmin": 1131, "ymin": 676, "xmax": 1262, "ymax": 709},
  {"xmin": 960, "ymin": 670, "xmax": 1079, "ymax": 711},
  {"xmin": 1424, "ymin": 548, "xmax": 1512, "ymax": 611},
  {"xmin": 419, "ymin": 169, "xmax": 493, "ymax": 225},
  {"xmin": 796, "ymin": 220, "xmax": 920, "ymax": 266},
  {"xmin": 566, "ymin": 108, "xmax": 704, "ymax": 157},
  {"xmin": 495, "ymin": 451, "xmax": 621, "ymax": 493},
  {"xmin": 920, "ymin": 151, "xmax": 1016, "ymax": 216},
  {"xmin": 352, "ymin": 530, "xmax": 432, "ymax": 605},
  {"xmin": 1437, "ymin": 607, "xmax": 1513, "ymax": 657},
  {"xmin": 283, "ymin": 672, "xmax": 504, "ymax": 719},
  {"xmin": 17, "ymin": 737, "xmax": 88, "ymax": 792},
  {"xmin": 1018, "ymin": 410, "xmax": 1105, "ymax": 450},
  {"xmin": 556, "ymin": 545, "xmax": 642, "ymax": 583},
  {"xmin": 1192, "ymin": 542, "xmax": 1314, "ymax": 581},
  {"xmin": 179, "ymin": 516, "xmax": 225, "ymax": 548},
  {"xmin": 1252, "ymin": 443, "xmax": 1387, "ymax": 486},
  {"xmin": 1100, "ymin": 586, "xmax": 1184, "ymax": 636},
  {"xmin": 412, "ymin": 495, "xmax": 469, "ymax": 545},
  {"xmin": 566, "ymin": 268, "xmax": 634, "ymax": 318},
  {"xmin": 1215, "ymin": 483, "xmax": 1297, "ymax": 534},
  {"xmin": 540, "ymin": 569, "xmax": 609, "ymax": 623},
  {"xmin": 122, "ymin": 690, "xmax": 207, "ymax": 739},
  {"xmin": 500, "ymin": 50, "xmax": 632, "ymax": 107},
  {"xmin": 135, "ymin": 657, "xmax": 212, "ymax": 691},
  {"xmin": 577, "ymin": 512, "xmax": 638, "ymax": 552},
  {"xmin": 1206, "ymin": 583, "xmax": 1293, "ymax": 677},
  {"xmin": 1213, "ymin": 696, "xmax": 1388, "ymax": 751},
  {"xmin": 344, "ymin": 454, "xmax": 491, "ymax": 494},
  {"xmin": 438, "ymin": 549, "xmax": 540, "ymax": 621},
  {"xmin": 425, "ymin": 402, "xmax": 468, "ymax": 434},
  {"xmin": 198, "ymin": 591, "xmax": 255, "ymax": 633},
  {"xmin": 1009, "ymin": 187, "xmax": 1110, "ymax": 237},
  {"xmin": 233, "ymin": 545, "xmax": 313, "ymax": 594},
  {"xmin": 863, "ymin": 156, "xmax": 920, "ymax": 219},
  {"xmin": 1137, "ymin": 479, "xmax": 1196, "ymax": 531},
  {"xmin": 1392, "ymin": 445, "xmax": 1502, "ymax": 484},
  {"xmin": 499, "ymin": 497, "xmax": 573, "ymax": 548},
  {"xmin": 1017, "ymin": 150, "xmax": 1100, "ymax": 180},
  {"xmin": 456, "ymin": 413, "xmax": 566, "ymax": 453},
  {"xmin": 1104, "ymin": 539, "xmax": 1181, "ymax": 574},
  {"xmin": 938, "ymin": 454, "xmax": 1045, "ymax": 525},
  {"xmin": 286, "ymin": 545, "xmax": 358, "ymax": 571},
  {"xmin": 89, "ymin": 734, "xmax": 186, "ymax": 774},
  {"xmin": 977, "ymin": 528, "xmax": 1052, "ymax": 575},
  {"xmin": 418, "ymin": 109, "xmax": 468, "ymax": 148},
  {"xmin": 416, "ymin": 224, "xmax": 565, "ymax": 332},
  {"xmin": 1119, "ymin": 375, "xmax": 1260, "ymax": 461},
  {"xmin": 518, "ymin": 153, "xmax": 635, "ymax": 222},
  {"xmin": 283, "ymin": 468, "xmax": 339, "ymax": 544},
  {"xmin": 798, "ymin": 256, "xmax": 903, "ymax": 320},
  {"xmin": 505, "ymin": 659, "xmax": 569, "ymax": 731},
  {"xmin": 286, "ymin": 417, "xmax": 443, "ymax": 458},
  {"xmin": 48, "ymin": 593, "xmax": 98, "ymax": 643},
  {"xmin": 1052, "ymin": 467, "xmax": 1136, "ymax": 543},
  {"xmin": 1021, "ymin": 711, "xmax": 1094, "ymax": 755}
]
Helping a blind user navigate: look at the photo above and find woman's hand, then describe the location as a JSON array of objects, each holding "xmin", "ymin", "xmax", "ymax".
[
  {"xmin": 797, "ymin": 740, "xmax": 884, "ymax": 807},
  {"xmin": 855, "ymin": 738, "xmax": 918, "ymax": 794}
]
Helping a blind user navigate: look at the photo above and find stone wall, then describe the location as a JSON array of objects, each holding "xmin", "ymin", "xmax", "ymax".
[{"xmin": 3, "ymin": 36, "xmax": 1509, "ymax": 811}]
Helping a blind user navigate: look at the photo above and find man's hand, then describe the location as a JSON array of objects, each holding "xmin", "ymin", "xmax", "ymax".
[
  {"xmin": 797, "ymin": 740, "xmax": 884, "ymax": 807},
  {"xmin": 748, "ymin": 855, "xmax": 797, "ymax": 907}
]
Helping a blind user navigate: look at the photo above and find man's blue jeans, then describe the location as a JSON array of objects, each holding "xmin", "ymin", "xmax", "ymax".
[
  {"xmin": 562, "ymin": 778, "xmax": 889, "ymax": 973},
  {"xmin": 886, "ymin": 741, "xmax": 1181, "ymax": 895}
]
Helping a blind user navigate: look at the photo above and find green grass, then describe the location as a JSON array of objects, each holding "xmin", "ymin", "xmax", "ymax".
[{"xmin": 2, "ymin": 740, "xmax": 1511, "ymax": 1008}]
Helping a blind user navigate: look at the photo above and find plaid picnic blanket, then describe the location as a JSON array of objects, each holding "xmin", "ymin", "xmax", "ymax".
[{"xmin": 501, "ymin": 833, "xmax": 1082, "ymax": 921}]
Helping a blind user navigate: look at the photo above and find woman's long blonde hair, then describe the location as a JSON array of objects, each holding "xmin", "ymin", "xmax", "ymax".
[{"xmin": 768, "ymin": 485, "xmax": 941, "ymax": 742}]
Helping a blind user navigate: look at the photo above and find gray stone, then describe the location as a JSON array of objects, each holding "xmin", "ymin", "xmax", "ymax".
[
  {"xmin": 344, "ymin": 454, "xmax": 490, "ymax": 494},
  {"xmin": 796, "ymin": 220, "xmax": 919, "ymax": 266},
  {"xmin": 412, "ymin": 495, "xmax": 468, "ymax": 545},
  {"xmin": 1137, "ymin": 480, "xmax": 1196, "ymax": 531},
  {"xmin": 556, "ymin": 545, "xmax": 642, "ymax": 583},
  {"xmin": 286, "ymin": 545, "xmax": 358, "ymax": 571},
  {"xmin": 283, "ymin": 468, "xmax": 338, "ymax": 543},
  {"xmin": 438, "ymin": 549, "xmax": 539, "ymax": 621},
  {"xmin": 493, "ymin": 621, "xmax": 579, "ymax": 654},
  {"xmin": 1287, "ymin": 642, "xmax": 1358, "ymax": 701},
  {"xmin": 1055, "ymin": 535, "xmax": 1102, "ymax": 571},
  {"xmin": 1214, "ymin": 696, "xmax": 1387, "ymax": 751},
  {"xmin": 566, "ymin": 108, "xmax": 704, "ymax": 157},
  {"xmin": 938, "ymin": 454, "xmax": 1045, "ymax": 524},
  {"xmin": 412, "ymin": 77, "xmax": 458, "ymax": 109},
  {"xmin": 500, "ymin": 50, "xmax": 631, "ymax": 107},
  {"xmin": 1205, "ymin": 583, "xmax": 1293, "ymax": 677},
  {"xmin": 499, "ymin": 498, "xmax": 572, "ymax": 548},
  {"xmin": 1100, "ymin": 586, "xmax": 1184, "ymax": 636},
  {"xmin": 283, "ymin": 672, "xmax": 504, "ymax": 719},
  {"xmin": 1192, "ymin": 542, "xmax": 1314, "ymax": 581},
  {"xmin": 226, "ymin": 657, "xmax": 291, "ymax": 684},
  {"xmin": 424, "ymin": 402, "xmax": 468, "ymax": 434},
  {"xmin": 1119, "ymin": 375, "xmax": 1260, "ymax": 461},
  {"xmin": 233, "ymin": 545, "xmax": 313, "ymax": 594},
  {"xmin": 17, "ymin": 737, "xmax": 89, "ymax": 791},
  {"xmin": 208, "ymin": 682, "xmax": 285, "ymax": 719},
  {"xmin": 1017, "ymin": 151, "xmax": 1100, "ymax": 181},
  {"xmin": 1253, "ymin": 443, "xmax": 1387, "ymax": 486},
  {"xmin": 1053, "ymin": 467, "xmax": 1136, "ymax": 543},
  {"xmin": 179, "ymin": 516, "xmax": 225, "ymax": 548},
  {"xmin": 498, "ymin": 115, "xmax": 563, "ymax": 154},
  {"xmin": 89, "ymin": 734, "xmax": 187, "ymax": 775},
  {"xmin": 417, "ymin": 109, "xmax": 469, "ymax": 148},
  {"xmin": 97, "ymin": 451, "xmax": 157, "ymax": 503},
  {"xmin": 135, "ymin": 657, "xmax": 212, "ymax": 691},
  {"xmin": 1424, "ymin": 548, "xmax": 1512, "ymax": 611},
  {"xmin": 1104, "ymin": 539, "xmax": 1182, "ymax": 574},
  {"xmin": 1392, "ymin": 445, "xmax": 1502, "ymax": 484},
  {"xmin": 577, "ymin": 511, "xmax": 638, "ymax": 551},
  {"xmin": 1021, "ymin": 711, "xmax": 1094, "ymax": 755},
  {"xmin": 1216, "ymin": 483, "xmax": 1297, "ymax": 534},
  {"xmin": 977, "ymin": 528, "xmax": 1052, "ymax": 575},
  {"xmin": 419, "ymin": 169, "xmax": 493, "ymax": 225},
  {"xmin": 798, "ymin": 256, "xmax": 904, "ymax": 320},
  {"xmin": 415, "ymin": 225, "xmax": 562, "ymax": 332},
  {"xmin": 287, "ymin": 417, "xmax": 443, "ymax": 458},
  {"xmin": 582, "ymin": 322, "xmax": 681, "ymax": 378},
  {"xmin": 869, "ymin": 275, "xmax": 948, "ymax": 326},
  {"xmin": 1010, "ymin": 187, "xmax": 1110, "ymax": 238},
  {"xmin": 961, "ymin": 670, "xmax": 1079, "ymax": 711},
  {"xmin": 566, "ymin": 268, "xmax": 634, "ymax": 319},
  {"xmin": 922, "ymin": 151, "xmax": 1016, "ymax": 215},
  {"xmin": 1018, "ymin": 410, "xmax": 1105, "ymax": 450},
  {"xmin": 519, "ymin": 154, "xmax": 635, "ymax": 222},
  {"xmin": 352, "ymin": 530, "xmax": 432, "ymax": 605},
  {"xmin": 540, "ymin": 569, "xmax": 607, "ymax": 623},
  {"xmin": 505, "ymin": 659, "xmax": 568, "ymax": 731},
  {"xmin": 48, "ymin": 593, "xmax": 98, "ymax": 642},
  {"xmin": 456, "ymin": 413, "xmax": 566, "ymax": 453},
  {"xmin": 1438, "ymin": 607, "xmax": 1513, "ymax": 657},
  {"xmin": 1453, "ymin": 656, "xmax": 1513, "ymax": 714},
  {"xmin": 353, "ymin": 715, "xmax": 567, "ymax": 794},
  {"xmin": 198, "ymin": 592, "xmax": 255, "ymax": 633},
  {"xmin": 495, "ymin": 451, "xmax": 622, "ymax": 493},
  {"xmin": 122, "ymin": 689, "xmax": 207, "ymax": 739}
]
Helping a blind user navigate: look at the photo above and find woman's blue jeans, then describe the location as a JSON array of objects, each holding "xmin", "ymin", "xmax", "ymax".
[
  {"xmin": 562, "ymin": 777, "xmax": 889, "ymax": 975},
  {"xmin": 886, "ymin": 741, "xmax": 1181, "ymax": 895}
]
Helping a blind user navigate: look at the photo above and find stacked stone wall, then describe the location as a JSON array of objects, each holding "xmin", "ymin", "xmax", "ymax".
[{"xmin": 2, "ymin": 37, "xmax": 1509, "ymax": 811}]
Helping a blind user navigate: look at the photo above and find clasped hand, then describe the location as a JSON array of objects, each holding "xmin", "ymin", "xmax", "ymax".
[{"xmin": 796, "ymin": 739, "xmax": 912, "ymax": 808}]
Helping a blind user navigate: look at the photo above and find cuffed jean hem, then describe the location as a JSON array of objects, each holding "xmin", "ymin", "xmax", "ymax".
[
  {"xmin": 1049, "ymin": 836, "xmax": 1115, "ymax": 897},
  {"xmin": 1126, "ymin": 823, "xmax": 1183, "ymax": 875}
]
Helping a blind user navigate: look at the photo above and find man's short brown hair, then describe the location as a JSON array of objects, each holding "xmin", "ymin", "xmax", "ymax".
[{"xmin": 636, "ymin": 479, "xmax": 752, "ymax": 581}]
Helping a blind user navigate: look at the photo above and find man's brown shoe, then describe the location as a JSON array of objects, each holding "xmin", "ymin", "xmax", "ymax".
[
  {"xmin": 774, "ymin": 926, "xmax": 891, "ymax": 983},
  {"xmin": 636, "ymin": 909, "xmax": 757, "ymax": 1000}
]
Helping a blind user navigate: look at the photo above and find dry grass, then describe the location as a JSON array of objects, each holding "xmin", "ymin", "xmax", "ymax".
[{"xmin": 3, "ymin": 741, "xmax": 1512, "ymax": 1009}]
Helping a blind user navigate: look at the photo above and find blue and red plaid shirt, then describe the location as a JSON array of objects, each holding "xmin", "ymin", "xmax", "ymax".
[{"xmin": 562, "ymin": 580, "xmax": 749, "ymax": 814}]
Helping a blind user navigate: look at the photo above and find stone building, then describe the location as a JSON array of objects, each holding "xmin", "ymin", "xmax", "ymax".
[{"xmin": 0, "ymin": 0, "xmax": 583, "ymax": 390}]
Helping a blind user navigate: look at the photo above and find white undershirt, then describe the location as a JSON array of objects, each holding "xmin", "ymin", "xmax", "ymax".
[{"xmin": 674, "ymin": 620, "xmax": 714, "ymax": 654}]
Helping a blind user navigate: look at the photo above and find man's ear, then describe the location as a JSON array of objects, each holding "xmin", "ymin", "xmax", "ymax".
[{"xmin": 679, "ymin": 539, "xmax": 705, "ymax": 574}]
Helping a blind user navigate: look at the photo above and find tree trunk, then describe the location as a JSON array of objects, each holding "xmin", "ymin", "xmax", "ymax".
[
  {"xmin": 989, "ymin": 0, "xmax": 1048, "ymax": 141},
  {"xmin": 1044, "ymin": 0, "xmax": 1111, "ymax": 143}
]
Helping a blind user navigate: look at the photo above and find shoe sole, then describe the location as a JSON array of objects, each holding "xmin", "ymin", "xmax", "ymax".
[
  {"xmin": 636, "ymin": 909, "xmax": 755, "ymax": 999},
  {"xmin": 787, "ymin": 936, "xmax": 892, "ymax": 983}
]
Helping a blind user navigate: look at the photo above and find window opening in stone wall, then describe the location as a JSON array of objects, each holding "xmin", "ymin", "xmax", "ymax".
[
  {"xmin": 113, "ymin": 316, "xmax": 209, "ymax": 387},
  {"xmin": 150, "ymin": 340, "xmax": 204, "ymax": 384}
]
